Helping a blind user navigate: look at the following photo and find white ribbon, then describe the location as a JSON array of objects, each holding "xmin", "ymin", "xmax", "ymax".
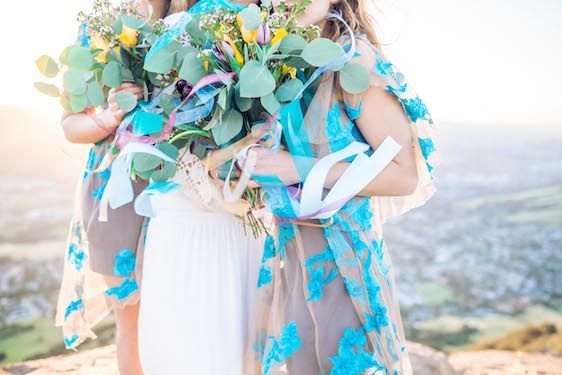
[
  {"xmin": 298, "ymin": 136, "xmax": 402, "ymax": 219},
  {"xmin": 98, "ymin": 142, "xmax": 176, "ymax": 222},
  {"xmin": 222, "ymin": 144, "xmax": 259, "ymax": 202}
]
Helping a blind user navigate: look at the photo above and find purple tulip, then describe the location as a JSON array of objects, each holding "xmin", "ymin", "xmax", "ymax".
[
  {"xmin": 257, "ymin": 24, "xmax": 271, "ymax": 46},
  {"xmin": 221, "ymin": 40, "xmax": 235, "ymax": 60},
  {"xmin": 212, "ymin": 46, "xmax": 227, "ymax": 62}
]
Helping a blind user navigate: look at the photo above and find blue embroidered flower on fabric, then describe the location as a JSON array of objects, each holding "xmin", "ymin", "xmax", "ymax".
[
  {"xmin": 64, "ymin": 298, "xmax": 84, "ymax": 320},
  {"xmin": 263, "ymin": 235, "xmax": 276, "ymax": 260},
  {"xmin": 402, "ymin": 97, "xmax": 429, "ymax": 123},
  {"xmin": 343, "ymin": 277, "xmax": 366, "ymax": 303},
  {"xmin": 418, "ymin": 137, "xmax": 435, "ymax": 160},
  {"xmin": 257, "ymin": 265, "xmax": 273, "ymax": 288},
  {"xmin": 329, "ymin": 328, "xmax": 385, "ymax": 375},
  {"xmin": 306, "ymin": 265, "xmax": 338, "ymax": 302},
  {"xmin": 64, "ymin": 333, "xmax": 80, "ymax": 348},
  {"xmin": 364, "ymin": 303, "xmax": 390, "ymax": 334},
  {"xmin": 344, "ymin": 101, "xmax": 362, "ymax": 121},
  {"xmin": 68, "ymin": 243, "xmax": 86, "ymax": 271},
  {"xmin": 113, "ymin": 249, "xmax": 136, "ymax": 277},
  {"xmin": 105, "ymin": 278, "xmax": 139, "ymax": 301},
  {"xmin": 277, "ymin": 224, "xmax": 295, "ymax": 259},
  {"xmin": 261, "ymin": 321, "xmax": 302, "ymax": 375},
  {"xmin": 326, "ymin": 102, "xmax": 346, "ymax": 141},
  {"xmin": 91, "ymin": 168, "xmax": 111, "ymax": 201}
]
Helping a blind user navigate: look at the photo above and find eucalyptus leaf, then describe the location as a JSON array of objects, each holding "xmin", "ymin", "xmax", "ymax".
[
  {"xmin": 179, "ymin": 52, "xmax": 205, "ymax": 85},
  {"xmin": 275, "ymin": 79, "xmax": 303, "ymax": 102},
  {"xmin": 133, "ymin": 153, "xmax": 162, "ymax": 172},
  {"xmin": 144, "ymin": 47, "xmax": 175, "ymax": 74},
  {"xmin": 151, "ymin": 162, "xmax": 176, "ymax": 182},
  {"xmin": 63, "ymin": 70, "xmax": 87, "ymax": 95},
  {"xmin": 300, "ymin": 38, "xmax": 345, "ymax": 67},
  {"xmin": 260, "ymin": 92, "xmax": 280, "ymax": 114},
  {"xmin": 218, "ymin": 88, "xmax": 228, "ymax": 109},
  {"xmin": 239, "ymin": 60, "xmax": 276, "ymax": 98},
  {"xmin": 339, "ymin": 63, "xmax": 370, "ymax": 94},
  {"xmin": 279, "ymin": 34, "xmax": 307, "ymax": 55},
  {"xmin": 281, "ymin": 56, "xmax": 310, "ymax": 69},
  {"xmin": 121, "ymin": 15, "xmax": 143, "ymax": 30},
  {"xmin": 157, "ymin": 143, "xmax": 180, "ymax": 160},
  {"xmin": 238, "ymin": 4, "xmax": 260, "ymax": 30},
  {"xmin": 67, "ymin": 46, "xmax": 93, "ymax": 72},
  {"xmin": 121, "ymin": 68, "xmax": 135, "ymax": 82},
  {"xmin": 115, "ymin": 91, "xmax": 138, "ymax": 112},
  {"xmin": 59, "ymin": 46, "xmax": 72, "ymax": 65},
  {"xmin": 159, "ymin": 94, "xmax": 176, "ymax": 116},
  {"xmin": 69, "ymin": 93, "xmax": 88, "ymax": 113},
  {"xmin": 34, "ymin": 82, "xmax": 60, "ymax": 97},
  {"xmin": 102, "ymin": 61, "xmax": 122, "ymax": 88},
  {"xmin": 35, "ymin": 55, "xmax": 59, "ymax": 78},
  {"xmin": 234, "ymin": 84, "xmax": 252, "ymax": 112},
  {"xmin": 86, "ymin": 82, "xmax": 105, "ymax": 106},
  {"xmin": 59, "ymin": 95, "xmax": 72, "ymax": 112},
  {"xmin": 212, "ymin": 109, "xmax": 243, "ymax": 145}
]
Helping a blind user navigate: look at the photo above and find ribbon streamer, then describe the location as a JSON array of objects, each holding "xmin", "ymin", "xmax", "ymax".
[{"xmin": 98, "ymin": 142, "xmax": 177, "ymax": 222}]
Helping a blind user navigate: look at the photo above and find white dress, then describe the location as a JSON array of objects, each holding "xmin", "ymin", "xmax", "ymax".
[{"xmin": 138, "ymin": 180, "xmax": 263, "ymax": 374}]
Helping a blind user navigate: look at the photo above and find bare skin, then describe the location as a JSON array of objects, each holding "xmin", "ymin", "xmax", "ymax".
[{"xmin": 253, "ymin": 0, "xmax": 419, "ymax": 197}]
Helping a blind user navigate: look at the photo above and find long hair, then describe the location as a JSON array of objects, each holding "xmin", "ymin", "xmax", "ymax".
[
  {"xmin": 322, "ymin": 0, "xmax": 379, "ymax": 47},
  {"xmin": 166, "ymin": 0, "xmax": 199, "ymax": 15}
]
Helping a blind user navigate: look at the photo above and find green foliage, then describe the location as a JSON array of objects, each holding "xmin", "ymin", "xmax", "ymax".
[
  {"xmin": 115, "ymin": 91, "xmax": 138, "ymax": 112},
  {"xmin": 300, "ymin": 38, "xmax": 345, "ymax": 67},
  {"xmin": 66, "ymin": 46, "xmax": 93, "ymax": 72},
  {"xmin": 339, "ymin": 63, "xmax": 370, "ymax": 94},
  {"xmin": 471, "ymin": 323, "xmax": 562, "ymax": 355},
  {"xmin": 179, "ymin": 52, "xmax": 206, "ymax": 85},
  {"xmin": 35, "ymin": 55, "xmax": 59, "ymax": 78},
  {"xmin": 238, "ymin": 4, "xmax": 261, "ymax": 30},
  {"xmin": 212, "ymin": 109, "xmax": 243, "ymax": 145},
  {"xmin": 33, "ymin": 83, "xmax": 60, "ymax": 98},
  {"xmin": 102, "ymin": 61, "xmax": 122, "ymax": 88},
  {"xmin": 275, "ymin": 79, "xmax": 303, "ymax": 102},
  {"xmin": 239, "ymin": 60, "xmax": 276, "ymax": 98}
]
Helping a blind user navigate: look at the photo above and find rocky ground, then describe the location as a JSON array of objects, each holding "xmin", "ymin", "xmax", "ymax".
[{"xmin": 2, "ymin": 343, "xmax": 562, "ymax": 375}]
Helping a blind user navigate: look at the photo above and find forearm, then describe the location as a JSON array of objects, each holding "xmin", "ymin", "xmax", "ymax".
[
  {"xmin": 324, "ymin": 160, "xmax": 418, "ymax": 197},
  {"xmin": 61, "ymin": 110, "xmax": 114, "ymax": 144}
]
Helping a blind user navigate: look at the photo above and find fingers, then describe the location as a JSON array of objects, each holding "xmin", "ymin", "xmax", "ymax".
[{"xmin": 247, "ymin": 179, "xmax": 261, "ymax": 188}]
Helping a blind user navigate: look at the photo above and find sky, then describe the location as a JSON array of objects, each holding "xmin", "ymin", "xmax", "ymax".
[{"xmin": 1, "ymin": 0, "xmax": 561, "ymax": 127}]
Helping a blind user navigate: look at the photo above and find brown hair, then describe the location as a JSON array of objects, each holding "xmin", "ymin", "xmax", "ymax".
[
  {"xmin": 165, "ymin": 0, "xmax": 199, "ymax": 15},
  {"xmin": 322, "ymin": 0, "xmax": 379, "ymax": 46}
]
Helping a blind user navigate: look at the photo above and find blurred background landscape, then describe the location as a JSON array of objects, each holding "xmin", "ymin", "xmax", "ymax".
[{"xmin": 0, "ymin": 0, "xmax": 561, "ymax": 367}]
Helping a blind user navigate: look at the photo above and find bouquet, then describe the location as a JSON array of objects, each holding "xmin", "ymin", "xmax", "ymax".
[{"xmin": 34, "ymin": 0, "xmax": 166, "ymax": 114}]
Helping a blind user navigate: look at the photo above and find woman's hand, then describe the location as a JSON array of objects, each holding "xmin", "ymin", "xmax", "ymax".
[
  {"xmin": 98, "ymin": 83, "xmax": 144, "ymax": 130},
  {"xmin": 252, "ymin": 149, "xmax": 302, "ymax": 186}
]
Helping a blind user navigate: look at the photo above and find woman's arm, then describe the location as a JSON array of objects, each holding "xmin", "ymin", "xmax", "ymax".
[
  {"xmin": 61, "ymin": 83, "xmax": 143, "ymax": 144},
  {"xmin": 252, "ymin": 86, "xmax": 419, "ymax": 197},
  {"xmin": 326, "ymin": 87, "xmax": 419, "ymax": 196}
]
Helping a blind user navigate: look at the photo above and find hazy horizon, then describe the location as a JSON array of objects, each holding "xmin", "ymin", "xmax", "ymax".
[{"xmin": 0, "ymin": 0, "xmax": 560, "ymax": 128}]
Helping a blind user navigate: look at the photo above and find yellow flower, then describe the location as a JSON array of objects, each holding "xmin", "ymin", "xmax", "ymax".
[
  {"xmin": 282, "ymin": 64, "xmax": 297, "ymax": 79},
  {"xmin": 236, "ymin": 14, "xmax": 244, "ymax": 28},
  {"xmin": 204, "ymin": 60, "xmax": 209, "ymax": 72},
  {"xmin": 118, "ymin": 25, "xmax": 139, "ymax": 48},
  {"xmin": 270, "ymin": 28, "xmax": 288, "ymax": 46},
  {"xmin": 223, "ymin": 35, "xmax": 244, "ymax": 66},
  {"xmin": 240, "ymin": 25, "xmax": 257, "ymax": 44},
  {"xmin": 90, "ymin": 34, "xmax": 110, "ymax": 63}
]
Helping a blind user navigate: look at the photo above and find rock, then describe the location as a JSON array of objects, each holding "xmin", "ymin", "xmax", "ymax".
[
  {"xmin": 408, "ymin": 341, "xmax": 458, "ymax": 374},
  {"xmin": 1, "ymin": 345, "xmax": 117, "ymax": 375},
  {"xmin": 3, "ymin": 343, "xmax": 562, "ymax": 374},
  {"xmin": 450, "ymin": 350, "xmax": 562, "ymax": 375}
]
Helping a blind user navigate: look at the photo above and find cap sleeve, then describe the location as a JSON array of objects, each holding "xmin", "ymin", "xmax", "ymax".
[{"xmin": 339, "ymin": 37, "xmax": 441, "ymax": 231}]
